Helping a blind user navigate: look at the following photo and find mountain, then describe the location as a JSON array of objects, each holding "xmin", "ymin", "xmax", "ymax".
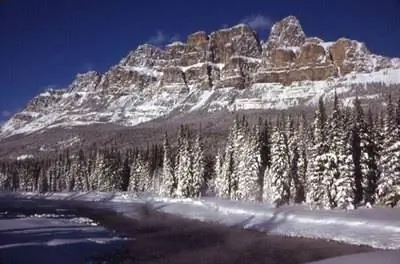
[{"xmin": 1, "ymin": 15, "xmax": 400, "ymax": 148}]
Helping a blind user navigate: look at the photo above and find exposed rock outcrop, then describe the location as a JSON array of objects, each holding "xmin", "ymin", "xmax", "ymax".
[{"xmin": 2, "ymin": 15, "xmax": 399, "ymax": 140}]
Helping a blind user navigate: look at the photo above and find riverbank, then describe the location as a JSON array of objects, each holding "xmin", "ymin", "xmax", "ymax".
[{"xmin": 69, "ymin": 201, "xmax": 375, "ymax": 264}]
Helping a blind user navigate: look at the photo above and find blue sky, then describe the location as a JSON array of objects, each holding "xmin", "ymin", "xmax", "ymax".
[{"xmin": 1, "ymin": 0, "xmax": 400, "ymax": 123}]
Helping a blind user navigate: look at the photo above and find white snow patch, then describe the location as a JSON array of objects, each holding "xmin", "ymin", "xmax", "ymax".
[
  {"xmin": 231, "ymin": 55, "xmax": 262, "ymax": 63},
  {"xmin": 306, "ymin": 250, "xmax": 400, "ymax": 264},
  {"xmin": 166, "ymin": 41, "xmax": 185, "ymax": 47},
  {"xmin": 319, "ymin": 41, "xmax": 335, "ymax": 51},
  {"xmin": 16, "ymin": 154, "xmax": 34, "ymax": 161},
  {"xmin": 281, "ymin": 46, "xmax": 301, "ymax": 53},
  {"xmin": 122, "ymin": 66, "xmax": 163, "ymax": 77},
  {"xmin": 189, "ymin": 90, "xmax": 214, "ymax": 112},
  {"xmin": 57, "ymin": 136, "xmax": 80, "ymax": 147},
  {"xmin": 180, "ymin": 62, "xmax": 205, "ymax": 72}
]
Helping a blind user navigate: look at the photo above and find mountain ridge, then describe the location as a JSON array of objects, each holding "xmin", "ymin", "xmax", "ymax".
[{"xmin": 1, "ymin": 15, "xmax": 400, "ymax": 140}]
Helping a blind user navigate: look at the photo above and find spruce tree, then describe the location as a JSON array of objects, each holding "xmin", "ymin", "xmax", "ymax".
[
  {"xmin": 376, "ymin": 94, "xmax": 400, "ymax": 207},
  {"xmin": 216, "ymin": 141, "xmax": 233, "ymax": 199},
  {"xmin": 191, "ymin": 133, "xmax": 205, "ymax": 198},
  {"xmin": 175, "ymin": 127, "xmax": 193, "ymax": 198},
  {"xmin": 90, "ymin": 150, "xmax": 106, "ymax": 191},
  {"xmin": 297, "ymin": 113, "xmax": 309, "ymax": 203},
  {"xmin": 120, "ymin": 154, "xmax": 131, "ymax": 191},
  {"xmin": 230, "ymin": 116, "xmax": 248, "ymax": 200},
  {"xmin": 214, "ymin": 148, "xmax": 224, "ymax": 196},
  {"xmin": 286, "ymin": 115, "xmax": 302, "ymax": 203},
  {"xmin": 306, "ymin": 96, "xmax": 330, "ymax": 208},
  {"xmin": 263, "ymin": 121, "xmax": 290, "ymax": 205},
  {"xmin": 323, "ymin": 92, "xmax": 356, "ymax": 209},
  {"xmin": 351, "ymin": 97, "xmax": 365, "ymax": 205},
  {"xmin": 135, "ymin": 153, "xmax": 151, "ymax": 192},
  {"xmin": 335, "ymin": 109, "xmax": 356, "ymax": 209},
  {"xmin": 363, "ymin": 108, "xmax": 379, "ymax": 205},
  {"xmin": 259, "ymin": 118, "xmax": 271, "ymax": 192},
  {"xmin": 160, "ymin": 134, "xmax": 176, "ymax": 197},
  {"xmin": 238, "ymin": 125, "xmax": 263, "ymax": 202},
  {"xmin": 71, "ymin": 150, "xmax": 87, "ymax": 191},
  {"xmin": 128, "ymin": 155, "xmax": 139, "ymax": 192}
]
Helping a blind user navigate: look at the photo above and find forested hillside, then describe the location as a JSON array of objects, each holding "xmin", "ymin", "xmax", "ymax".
[{"xmin": 1, "ymin": 93, "xmax": 399, "ymax": 209}]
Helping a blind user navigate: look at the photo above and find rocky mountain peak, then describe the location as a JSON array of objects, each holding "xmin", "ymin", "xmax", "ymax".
[
  {"xmin": 266, "ymin": 15, "xmax": 306, "ymax": 50},
  {"xmin": 68, "ymin": 71, "xmax": 102, "ymax": 93},
  {"xmin": 1, "ymin": 15, "xmax": 399, "ymax": 140},
  {"xmin": 121, "ymin": 44, "xmax": 166, "ymax": 68}
]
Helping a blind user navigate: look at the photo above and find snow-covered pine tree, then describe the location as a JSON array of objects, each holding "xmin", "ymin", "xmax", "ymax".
[
  {"xmin": 230, "ymin": 115, "xmax": 249, "ymax": 200},
  {"xmin": 62, "ymin": 151, "xmax": 74, "ymax": 191},
  {"xmin": 133, "ymin": 152, "xmax": 151, "ymax": 192},
  {"xmin": 215, "ymin": 140, "xmax": 233, "ymax": 199},
  {"xmin": 95, "ymin": 148, "xmax": 117, "ymax": 192},
  {"xmin": 286, "ymin": 115, "xmax": 302, "ymax": 203},
  {"xmin": 160, "ymin": 134, "xmax": 176, "ymax": 197},
  {"xmin": 1, "ymin": 163, "xmax": 14, "ymax": 192},
  {"xmin": 174, "ymin": 124, "xmax": 185, "ymax": 179},
  {"xmin": 351, "ymin": 96, "xmax": 366, "ymax": 205},
  {"xmin": 238, "ymin": 124, "xmax": 263, "ymax": 202},
  {"xmin": 111, "ymin": 150, "xmax": 125, "ymax": 191},
  {"xmin": 85, "ymin": 149, "xmax": 97, "ymax": 190},
  {"xmin": 306, "ymin": 96, "xmax": 330, "ymax": 208},
  {"xmin": 54, "ymin": 153, "xmax": 65, "ymax": 192},
  {"xmin": 335, "ymin": 108, "xmax": 356, "ymax": 209},
  {"xmin": 97, "ymin": 150, "xmax": 113, "ymax": 192},
  {"xmin": 25, "ymin": 161, "xmax": 39, "ymax": 192},
  {"xmin": 325, "ymin": 91, "xmax": 346, "ymax": 208},
  {"xmin": 175, "ymin": 127, "xmax": 193, "ymax": 198},
  {"xmin": 120, "ymin": 154, "xmax": 131, "ymax": 191},
  {"xmin": 213, "ymin": 148, "xmax": 224, "ymax": 196},
  {"xmin": 128, "ymin": 154, "xmax": 139, "ymax": 192},
  {"xmin": 351, "ymin": 98, "xmax": 379, "ymax": 206},
  {"xmin": 259, "ymin": 118, "xmax": 271, "ymax": 186},
  {"xmin": 363, "ymin": 108, "xmax": 379, "ymax": 206},
  {"xmin": 90, "ymin": 150, "xmax": 106, "ymax": 191},
  {"xmin": 191, "ymin": 132, "xmax": 205, "ymax": 198},
  {"xmin": 46, "ymin": 158, "xmax": 57, "ymax": 192},
  {"xmin": 0, "ymin": 163, "xmax": 9, "ymax": 191},
  {"xmin": 297, "ymin": 113, "xmax": 309, "ymax": 203},
  {"xmin": 17, "ymin": 162, "xmax": 27, "ymax": 191},
  {"xmin": 71, "ymin": 150, "xmax": 87, "ymax": 191},
  {"xmin": 142, "ymin": 157, "xmax": 152, "ymax": 192},
  {"xmin": 376, "ymin": 94, "xmax": 400, "ymax": 207},
  {"xmin": 263, "ymin": 117, "xmax": 290, "ymax": 206},
  {"xmin": 147, "ymin": 144, "xmax": 163, "ymax": 193},
  {"xmin": 37, "ymin": 160, "xmax": 49, "ymax": 193}
]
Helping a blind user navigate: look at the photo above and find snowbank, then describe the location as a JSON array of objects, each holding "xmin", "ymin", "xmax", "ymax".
[
  {"xmin": 4, "ymin": 192, "xmax": 400, "ymax": 250},
  {"xmin": 306, "ymin": 250, "xmax": 400, "ymax": 264}
]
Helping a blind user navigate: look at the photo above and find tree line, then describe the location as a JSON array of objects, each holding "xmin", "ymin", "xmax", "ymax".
[{"xmin": 1, "ymin": 92, "xmax": 400, "ymax": 209}]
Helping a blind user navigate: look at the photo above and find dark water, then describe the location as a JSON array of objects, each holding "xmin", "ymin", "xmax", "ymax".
[{"xmin": 0, "ymin": 198, "xmax": 127, "ymax": 264}]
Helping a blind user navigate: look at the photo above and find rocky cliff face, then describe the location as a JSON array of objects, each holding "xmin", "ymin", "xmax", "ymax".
[{"xmin": 1, "ymin": 15, "xmax": 400, "ymax": 139}]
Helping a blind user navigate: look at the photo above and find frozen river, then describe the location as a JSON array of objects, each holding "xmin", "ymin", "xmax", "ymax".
[{"xmin": 0, "ymin": 198, "xmax": 127, "ymax": 264}]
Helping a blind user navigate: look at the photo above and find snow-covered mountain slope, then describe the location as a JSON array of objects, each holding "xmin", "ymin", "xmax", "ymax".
[{"xmin": 1, "ymin": 16, "xmax": 400, "ymax": 139}]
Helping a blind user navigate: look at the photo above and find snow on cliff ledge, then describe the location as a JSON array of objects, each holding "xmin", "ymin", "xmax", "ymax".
[{"xmin": 1, "ymin": 67, "xmax": 400, "ymax": 140}]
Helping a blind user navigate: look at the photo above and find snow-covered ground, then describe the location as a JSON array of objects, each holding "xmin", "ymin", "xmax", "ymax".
[
  {"xmin": 0, "ymin": 200, "xmax": 129, "ymax": 264},
  {"xmin": 4, "ymin": 192, "xmax": 400, "ymax": 250},
  {"xmin": 307, "ymin": 251, "xmax": 400, "ymax": 264}
]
